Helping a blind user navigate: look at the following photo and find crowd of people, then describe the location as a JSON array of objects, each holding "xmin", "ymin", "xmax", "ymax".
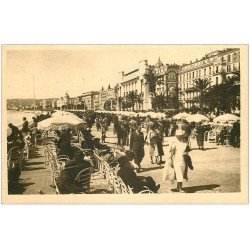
[{"xmin": 7, "ymin": 109, "xmax": 241, "ymax": 194}]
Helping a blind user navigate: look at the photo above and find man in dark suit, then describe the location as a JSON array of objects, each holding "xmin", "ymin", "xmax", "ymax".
[
  {"xmin": 56, "ymin": 150, "xmax": 93, "ymax": 194},
  {"xmin": 117, "ymin": 156, "xmax": 160, "ymax": 193},
  {"xmin": 21, "ymin": 117, "xmax": 29, "ymax": 134},
  {"xmin": 130, "ymin": 126, "xmax": 145, "ymax": 171}
]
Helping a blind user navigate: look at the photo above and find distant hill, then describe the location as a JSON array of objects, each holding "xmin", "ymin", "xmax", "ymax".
[{"xmin": 7, "ymin": 98, "xmax": 56, "ymax": 110}]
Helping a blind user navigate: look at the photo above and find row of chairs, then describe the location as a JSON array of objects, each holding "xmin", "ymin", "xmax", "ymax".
[
  {"xmin": 43, "ymin": 141, "xmax": 93, "ymax": 194},
  {"xmin": 93, "ymin": 150, "xmax": 153, "ymax": 194}
]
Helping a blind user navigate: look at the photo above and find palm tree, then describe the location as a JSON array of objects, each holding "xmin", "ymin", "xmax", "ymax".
[
  {"xmin": 168, "ymin": 87, "xmax": 183, "ymax": 110},
  {"xmin": 144, "ymin": 70, "xmax": 164, "ymax": 93},
  {"xmin": 191, "ymin": 78, "xmax": 211, "ymax": 113},
  {"xmin": 126, "ymin": 90, "xmax": 138, "ymax": 111}
]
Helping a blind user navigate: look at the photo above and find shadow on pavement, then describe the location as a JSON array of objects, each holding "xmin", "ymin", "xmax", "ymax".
[
  {"xmin": 24, "ymin": 161, "xmax": 45, "ymax": 167},
  {"xmin": 22, "ymin": 166, "xmax": 46, "ymax": 171},
  {"xmin": 142, "ymin": 165, "xmax": 164, "ymax": 172},
  {"xmin": 190, "ymin": 147, "xmax": 218, "ymax": 151},
  {"xmin": 171, "ymin": 184, "xmax": 220, "ymax": 193}
]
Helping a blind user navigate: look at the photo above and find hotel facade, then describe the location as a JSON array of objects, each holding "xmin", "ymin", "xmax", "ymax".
[
  {"xmin": 178, "ymin": 48, "xmax": 240, "ymax": 109},
  {"xmin": 57, "ymin": 48, "xmax": 240, "ymax": 112}
]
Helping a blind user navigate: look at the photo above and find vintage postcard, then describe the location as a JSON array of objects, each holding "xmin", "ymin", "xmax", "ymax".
[{"xmin": 1, "ymin": 44, "xmax": 248, "ymax": 204}]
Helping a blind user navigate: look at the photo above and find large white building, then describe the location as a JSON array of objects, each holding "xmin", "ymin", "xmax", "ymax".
[
  {"xmin": 116, "ymin": 59, "xmax": 180, "ymax": 111},
  {"xmin": 178, "ymin": 48, "xmax": 240, "ymax": 109}
]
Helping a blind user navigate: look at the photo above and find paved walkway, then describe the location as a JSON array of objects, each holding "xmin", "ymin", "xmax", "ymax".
[{"xmin": 15, "ymin": 125, "xmax": 240, "ymax": 194}]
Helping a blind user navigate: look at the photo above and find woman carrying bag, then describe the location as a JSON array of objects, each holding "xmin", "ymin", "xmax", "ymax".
[{"xmin": 162, "ymin": 128, "xmax": 194, "ymax": 193}]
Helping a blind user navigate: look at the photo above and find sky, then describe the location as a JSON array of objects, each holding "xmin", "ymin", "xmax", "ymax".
[{"xmin": 4, "ymin": 45, "xmax": 235, "ymax": 99}]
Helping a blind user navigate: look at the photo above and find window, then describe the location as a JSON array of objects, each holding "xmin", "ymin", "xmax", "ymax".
[
  {"xmin": 189, "ymin": 73, "xmax": 191, "ymax": 79},
  {"xmin": 199, "ymin": 70, "xmax": 201, "ymax": 77},
  {"xmin": 204, "ymin": 68, "xmax": 206, "ymax": 76},
  {"xmin": 209, "ymin": 67, "xmax": 211, "ymax": 75},
  {"xmin": 216, "ymin": 77, "xmax": 218, "ymax": 84},
  {"xmin": 227, "ymin": 65, "xmax": 231, "ymax": 72},
  {"xmin": 228, "ymin": 55, "xmax": 231, "ymax": 62},
  {"xmin": 196, "ymin": 71, "xmax": 198, "ymax": 77},
  {"xmin": 192, "ymin": 72, "xmax": 194, "ymax": 78},
  {"xmin": 216, "ymin": 66, "xmax": 219, "ymax": 73},
  {"xmin": 180, "ymin": 75, "xmax": 182, "ymax": 82}
]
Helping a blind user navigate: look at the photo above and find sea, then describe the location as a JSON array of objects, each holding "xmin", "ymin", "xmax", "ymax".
[
  {"xmin": 7, "ymin": 110, "xmax": 36, "ymax": 127},
  {"xmin": 6, "ymin": 110, "xmax": 39, "ymax": 136}
]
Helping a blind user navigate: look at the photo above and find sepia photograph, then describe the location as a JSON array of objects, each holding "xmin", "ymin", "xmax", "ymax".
[{"xmin": 1, "ymin": 44, "xmax": 248, "ymax": 204}]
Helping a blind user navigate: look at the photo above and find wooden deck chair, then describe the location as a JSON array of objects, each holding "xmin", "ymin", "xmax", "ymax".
[{"xmin": 74, "ymin": 168, "xmax": 92, "ymax": 193}]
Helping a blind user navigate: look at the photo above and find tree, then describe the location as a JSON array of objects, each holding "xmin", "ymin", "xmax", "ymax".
[
  {"xmin": 151, "ymin": 93, "xmax": 166, "ymax": 112},
  {"xmin": 191, "ymin": 78, "xmax": 212, "ymax": 113},
  {"xmin": 126, "ymin": 90, "xmax": 138, "ymax": 111},
  {"xmin": 168, "ymin": 87, "xmax": 183, "ymax": 110},
  {"xmin": 144, "ymin": 70, "xmax": 164, "ymax": 93},
  {"xmin": 204, "ymin": 73, "xmax": 240, "ymax": 114},
  {"xmin": 104, "ymin": 100, "xmax": 111, "ymax": 110}
]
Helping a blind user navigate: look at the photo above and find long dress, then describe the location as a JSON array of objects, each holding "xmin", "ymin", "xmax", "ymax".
[
  {"xmin": 147, "ymin": 130, "xmax": 157, "ymax": 157},
  {"xmin": 164, "ymin": 138, "xmax": 188, "ymax": 182},
  {"xmin": 130, "ymin": 131, "xmax": 145, "ymax": 166},
  {"xmin": 195, "ymin": 125, "xmax": 205, "ymax": 147}
]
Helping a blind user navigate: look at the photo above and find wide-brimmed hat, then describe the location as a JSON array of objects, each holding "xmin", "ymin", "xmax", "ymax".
[{"xmin": 175, "ymin": 128, "xmax": 185, "ymax": 136}]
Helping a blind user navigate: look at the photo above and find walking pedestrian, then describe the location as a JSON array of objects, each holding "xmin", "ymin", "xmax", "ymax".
[{"xmin": 130, "ymin": 126, "xmax": 145, "ymax": 172}]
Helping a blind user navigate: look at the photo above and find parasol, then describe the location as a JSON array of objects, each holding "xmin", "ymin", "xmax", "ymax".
[
  {"xmin": 213, "ymin": 114, "xmax": 240, "ymax": 123},
  {"xmin": 172, "ymin": 112, "xmax": 191, "ymax": 120},
  {"xmin": 186, "ymin": 114, "xmax": 209, "ymax": 123},
  {"xmin": 37, "ymin": 115, "xmax": 86, "ymax": 130}
]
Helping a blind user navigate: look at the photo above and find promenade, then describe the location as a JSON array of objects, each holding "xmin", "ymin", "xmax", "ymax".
[{"xmin": 16, "ymin": 124, "xmax": 240, "ymax": 195}]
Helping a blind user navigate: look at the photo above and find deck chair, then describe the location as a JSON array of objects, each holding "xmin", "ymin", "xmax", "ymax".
[
  {"xmin": 128, "ymin": 185, "xmax": 154, "ymax": 194},
  {"xmin": 207, "ymin": 130, "xmax": 217, "ymax": 143},
  {"xmin": 113, "ymin": 176, "xmax": 122, "ymax": 194},
  {"xmin": 23, "ymin": 140, "xmax": 35, "ymax": 160},
  {"xmin": 117, "ymin": 176, "xmax": 131, "ymax": 194},
  {"xmin": 8, "ymin": 146, "xmax": 24, "ymax": 170},
  {"xmin": 74, "ymin": 168, "xmax": 92, "ymax": 193}
]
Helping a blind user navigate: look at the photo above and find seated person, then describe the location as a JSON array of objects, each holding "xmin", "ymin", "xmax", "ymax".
[
  {"xmin": 55, "ymin": 150, "xmax": 93, "ymax": 194},
  {"xmin": 117, "ymin": 156, "xmax": 160, "ymax": 193},
  {"xmin": 7, "ymin": 136, "xmax": 25, "ymax": 153},
  {"xmin": 57, "ymin": 131, "xmax": 74, "ymax": 159}
]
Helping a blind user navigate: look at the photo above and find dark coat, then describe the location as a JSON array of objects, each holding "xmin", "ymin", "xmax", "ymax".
[
  {"xmin": 21, "ymin": 120, "xmax": 29, "ymax": 133},
  {"xmin": 117, "ymin": 162, "xmax": 145, "ymax": 190},
  {"xmin": 130, "ymin": 131, "xmax": 145, "ymax": 165},
  {"xmin": 117, "ymin": 161, "xmax": 158, "ymax": 193},
  {"xmin": 56, "ymin": 159, "xmax": 92, "ymax": 194}
]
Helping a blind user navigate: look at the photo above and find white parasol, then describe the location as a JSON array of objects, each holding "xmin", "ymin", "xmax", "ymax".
[
  {"xmin": 213, "ymin": 114, "xmax": 240, "ymax": 123},
  {"xmin": 37, "ymin": 115, "xmax": 86, "ymax": 130},
  {"xmin": 186, "ymin": 114, "xmax": 209, "ymax": 123},
  {"xmin": 172, "ymin": 112, "xmax": 191, "ymax": 120}
]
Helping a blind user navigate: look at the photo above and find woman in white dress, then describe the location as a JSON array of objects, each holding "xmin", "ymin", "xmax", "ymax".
[
  {"xmin": 147, "ymin": 127, "xmax": 157, "ymax": 164},
  {"xmin": 163, "ymin": 128, "xmax": 189, "ymax": 192}
]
